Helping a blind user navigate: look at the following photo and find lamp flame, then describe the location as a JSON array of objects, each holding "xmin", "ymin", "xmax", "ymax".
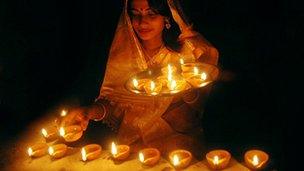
[
  {"xmin": 194, "ymin": 67, "xmax": 199, "ymax": 75},
  {"xmin": 41, "ymin": 128, "xmax": 48, "ymax": 137},
  {"xmin": 139, "ymin": 152, "xmax": 144, "ymax": 162},
  {"xmin": 173, "ymin": 154, "xmax": 179, "ymax": 166},
  {"xmin": 213, "ymin": 155, "xmax": 219, "ymax": 165},
  {"xmin": 201, "ymin": 72, "xmax": 207, "ymax": 80},
  {"xmin": 59, "ymin": 127, "xmax": 65, "ymax": 137},
  {"xmin": 48, "ymin": 147, "xmax": 54, "ymax": 155},
  {"xmin": 252, "ymin": 155, "xmax": 259, "ymax": 166},
  {"xmin": 28, "ymin": 148, "xmax": 33, "ymax": 156},
  {"xmin": 150, "ymin": 81, "xmax": 155, "ymax": 92},
  {"xmin": 81, "ymin": 148, "xmax": 87, "ymax": 161},
  {"xmin": 132, "ymin": 78, "xmax": 138, "ymax": 88},
  {"xmin": 170, "ymin": 80, "xmax": 177, "ymax": 90},
  {"xmin": 180, "ymin": 58, "xmax": 184, "ymax": 65},
  {"xmin": 111, "ymin": 142, "xmax": 117, "ymax": 155},
  {"xmin": 61, "ymin": 110, "xmax": 67, "ymax": 117}
]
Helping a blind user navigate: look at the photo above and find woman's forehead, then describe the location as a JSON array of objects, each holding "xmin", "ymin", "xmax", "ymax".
[{"xmin": 131, "ymin": 0, "xmax": 151, "ymax": 12}]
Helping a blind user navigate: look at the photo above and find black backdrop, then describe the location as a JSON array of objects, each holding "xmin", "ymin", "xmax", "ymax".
[{"xmin": 1, "ymin": 0, "xmax": 300, "ymax": 170}]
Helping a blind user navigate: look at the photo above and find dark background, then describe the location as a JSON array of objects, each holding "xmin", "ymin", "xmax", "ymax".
[{"xmin": 1, "ymin": 0, "xmax": 300, "ymax": 170}]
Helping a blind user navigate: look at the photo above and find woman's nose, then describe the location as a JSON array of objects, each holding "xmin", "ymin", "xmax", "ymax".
[{"xmin": 138, "ymin": 15, "xmax": 150, "ymax": 25}]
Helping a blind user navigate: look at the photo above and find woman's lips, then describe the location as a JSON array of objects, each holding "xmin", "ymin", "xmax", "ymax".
[{"xmin": 138, "ymin": 29, "xmax": 153, "ymax": 34}]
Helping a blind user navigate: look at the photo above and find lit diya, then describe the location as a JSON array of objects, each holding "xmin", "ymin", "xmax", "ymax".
[
  {"xmin": 161, "ymin": 64, "xmax": 177, "ymax": 76},
  {"xmin": 54, "ymin": 109, "xmax": 68, "ymax": 126},
  {"xmin": 143, "ymin": 80, "xmax": 162, "ymax": 95},
  {"xmin": 206, "ymin": 149, "xmax": 231, "ymax": 170},
  {"xmin": 111, "ymin": 142, "xmax": 130, "ymax": 161},
  {"xmin": 48, "ymin": 144, "xmax": 68, "ymax": 159},
  {"xmin": 60, "ymin": 109, "xmax": 67, "ymax": 117},
  {"xmin": 59, "ymin": 125, "xmax": 83, "ymax": 142},
  {"xmin": 27, "ymin": 143, "xmax": 48, "ymax": 158},
  {"xmin": 131, "ymin": 78, "xmax": 150, "ymax": 91},
  {"xmin": 169, "ymin": 149, "xmax": 192, "ymax": 169},
  {"xmin": 41, "ymin": 126, "xmax": 58, "ymax": 141},
  {"xmin": 186, "ymin": 72, "xmax": 210, "ymax": 88},
  {"xmin": 244, "ymin": 149, "xmax": 269, "ymax": 170},
  {"xmin": 81, "ymin": 144, "xmax": 102, "ymax": 161},
  {"xmin": 138, "ymin": 148, "xmax": 161, "ymax": 166}
]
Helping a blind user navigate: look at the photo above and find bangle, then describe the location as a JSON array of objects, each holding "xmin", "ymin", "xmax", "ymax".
[{"xmin": 92, "ymin": 104, "xmax": 106, "ymax": 121}]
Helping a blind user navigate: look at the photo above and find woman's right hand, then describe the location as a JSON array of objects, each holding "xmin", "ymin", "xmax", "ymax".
[{"xmin": 60, "ymin": 107, "xmax": 89, "ymax": 131}]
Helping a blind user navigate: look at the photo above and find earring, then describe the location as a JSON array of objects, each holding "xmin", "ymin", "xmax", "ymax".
[
  {"xmin": 165, "ymin": 19, "xmax": 171, "ymax": 29},
  {"xmin": 165, "ymin": 22, "xmax": 171, "ymax": 29}
]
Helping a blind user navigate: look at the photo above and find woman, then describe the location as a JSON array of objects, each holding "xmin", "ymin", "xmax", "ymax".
[{"xmin": 61, "ymin": 0, "xmax": 219, "ymax": 159}]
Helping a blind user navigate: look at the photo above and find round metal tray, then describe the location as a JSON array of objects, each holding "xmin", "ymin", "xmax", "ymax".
[{"xmin": 125, "ymin": 62, "xmax": 219, "ymax": 96}]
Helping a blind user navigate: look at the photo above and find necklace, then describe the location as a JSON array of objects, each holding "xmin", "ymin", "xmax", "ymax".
[{"xmin": 142, "ymin": 43, "xmax": 165, "ymax": 62}]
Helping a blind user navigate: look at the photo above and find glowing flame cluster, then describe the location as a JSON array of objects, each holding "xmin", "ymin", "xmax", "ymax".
[
  {"xmin": 213, "ymin": 155, "xmax": 219, "ymax": 165},
  {"xmin": 173, "ymin": 154, "xmax": 179, "ymax": 166},
  {"xmin": 252, "ymin": 155, "xmax": 259, "ymax": 166}
]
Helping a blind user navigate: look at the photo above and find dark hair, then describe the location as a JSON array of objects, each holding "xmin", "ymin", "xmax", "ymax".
[{"xmin": 127, "ymin": 0, "xmax": 181, "ymax": 52}]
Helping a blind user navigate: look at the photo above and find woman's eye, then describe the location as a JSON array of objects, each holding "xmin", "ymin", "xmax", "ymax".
[
  {"xmin": 147, "ymin": 13, "xmax": 157, "ymax": 18},
  {"xmin": 131, "ymin": 14, "xmax": 141, "ymax": 19}
]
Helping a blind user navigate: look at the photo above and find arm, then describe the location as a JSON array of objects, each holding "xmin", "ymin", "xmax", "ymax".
[{"xmin": 168, "ymin": 0, "xmax": 219, "ymax": 65}]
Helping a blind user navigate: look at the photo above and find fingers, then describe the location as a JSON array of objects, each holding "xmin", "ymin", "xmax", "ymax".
[
  {"xmin": 80, "ymin": 119, "xmax": 89, "ymax": 131},
  {"xmin": 60, "ymin": 107, "xmax": 86, "ymax": 128}
]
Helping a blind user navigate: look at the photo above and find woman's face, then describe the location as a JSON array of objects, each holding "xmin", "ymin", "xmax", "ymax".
[{"xmin": 130, "ymin": 0, "xmax": 165, "ymax": 41}]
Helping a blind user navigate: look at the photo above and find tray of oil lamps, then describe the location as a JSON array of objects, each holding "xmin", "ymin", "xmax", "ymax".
[{"xmin": 125, "ymin": 62, "xmax": 219, "ymax": 96}]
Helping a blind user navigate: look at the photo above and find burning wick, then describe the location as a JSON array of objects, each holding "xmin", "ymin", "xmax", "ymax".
[
  {"xmin": 59, "ymin": 127, "xmax": 65, "ymax": 137},
  {"xmin": 27, "ymin": 143, "xmax": 48, "ymax": 157},
  {"xmin": 206, "ymin": 149, "xmax": 231, "ymax": 170},
  {"xmin": 48, "ymin": 144, "xmax": 67, "ymax": 159},
  {"xmin": 201, "ymin": 72, "xmax": 207, "ymax": 80},
  {"xmin": 194, "ymin": 67, "xmax": 199, "ymax": 75},
  {"xmin": 111, "ymin": 142, "xmax": 130, "ymax": 160},
  {"xmin": 180, "ymin": 58, "xmax": 184, "ymax": 65},
  {"xmin": 244, "ymin": 149, "xmax": 269, "ymax": 170},
  {"xmin": 132, "ymin": 78, "xmax": 138, "ymax": 89},
  {"xmin": 150, "ymin": 81, "xmax": 155, "ymax": 92},
  {"xmin": 170, "ymin": 150, "xmax": 192, "ymax": 169},
  {"xmin": 170, "ymin": 80, "xmax": 177, "ymax": 91},
  {"xmin": 139, "ymin": 152, "xmax": 144, "ymax": 162},
  {"xmin": 59, "ymin": 125, "xmax": 83, "ymax": 142},
  {"xmin": 41, "ymin": 127, "xmax": 57, "ymax": 141},
  {"xmin": 173, "ymin": 154, "xmax": 179, "ymax": 166},
  {"xmin": 81, "ymin": 144, "xmax": 102, "ymax": 161},
  {"xmin": 213, "ymin": 155, "xmax": 219, "ymax": 165},
  {"xmin": 252, "ymin": 155, "xmax": 259, "ymax": 166},
  {"xmin": 111, "ymin": 142, "xmax": 117, "ymax": 156},
  {"xmin": 60, "ymin": 110, "xmax": 67, "ymax": 117},
  {"xmin": 41, "ymin": 128, "xmax": 48, "ymax": 137},
  {"xmin": 138, "ymin": 148, "xmax": 160, "ymax": 166}
]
